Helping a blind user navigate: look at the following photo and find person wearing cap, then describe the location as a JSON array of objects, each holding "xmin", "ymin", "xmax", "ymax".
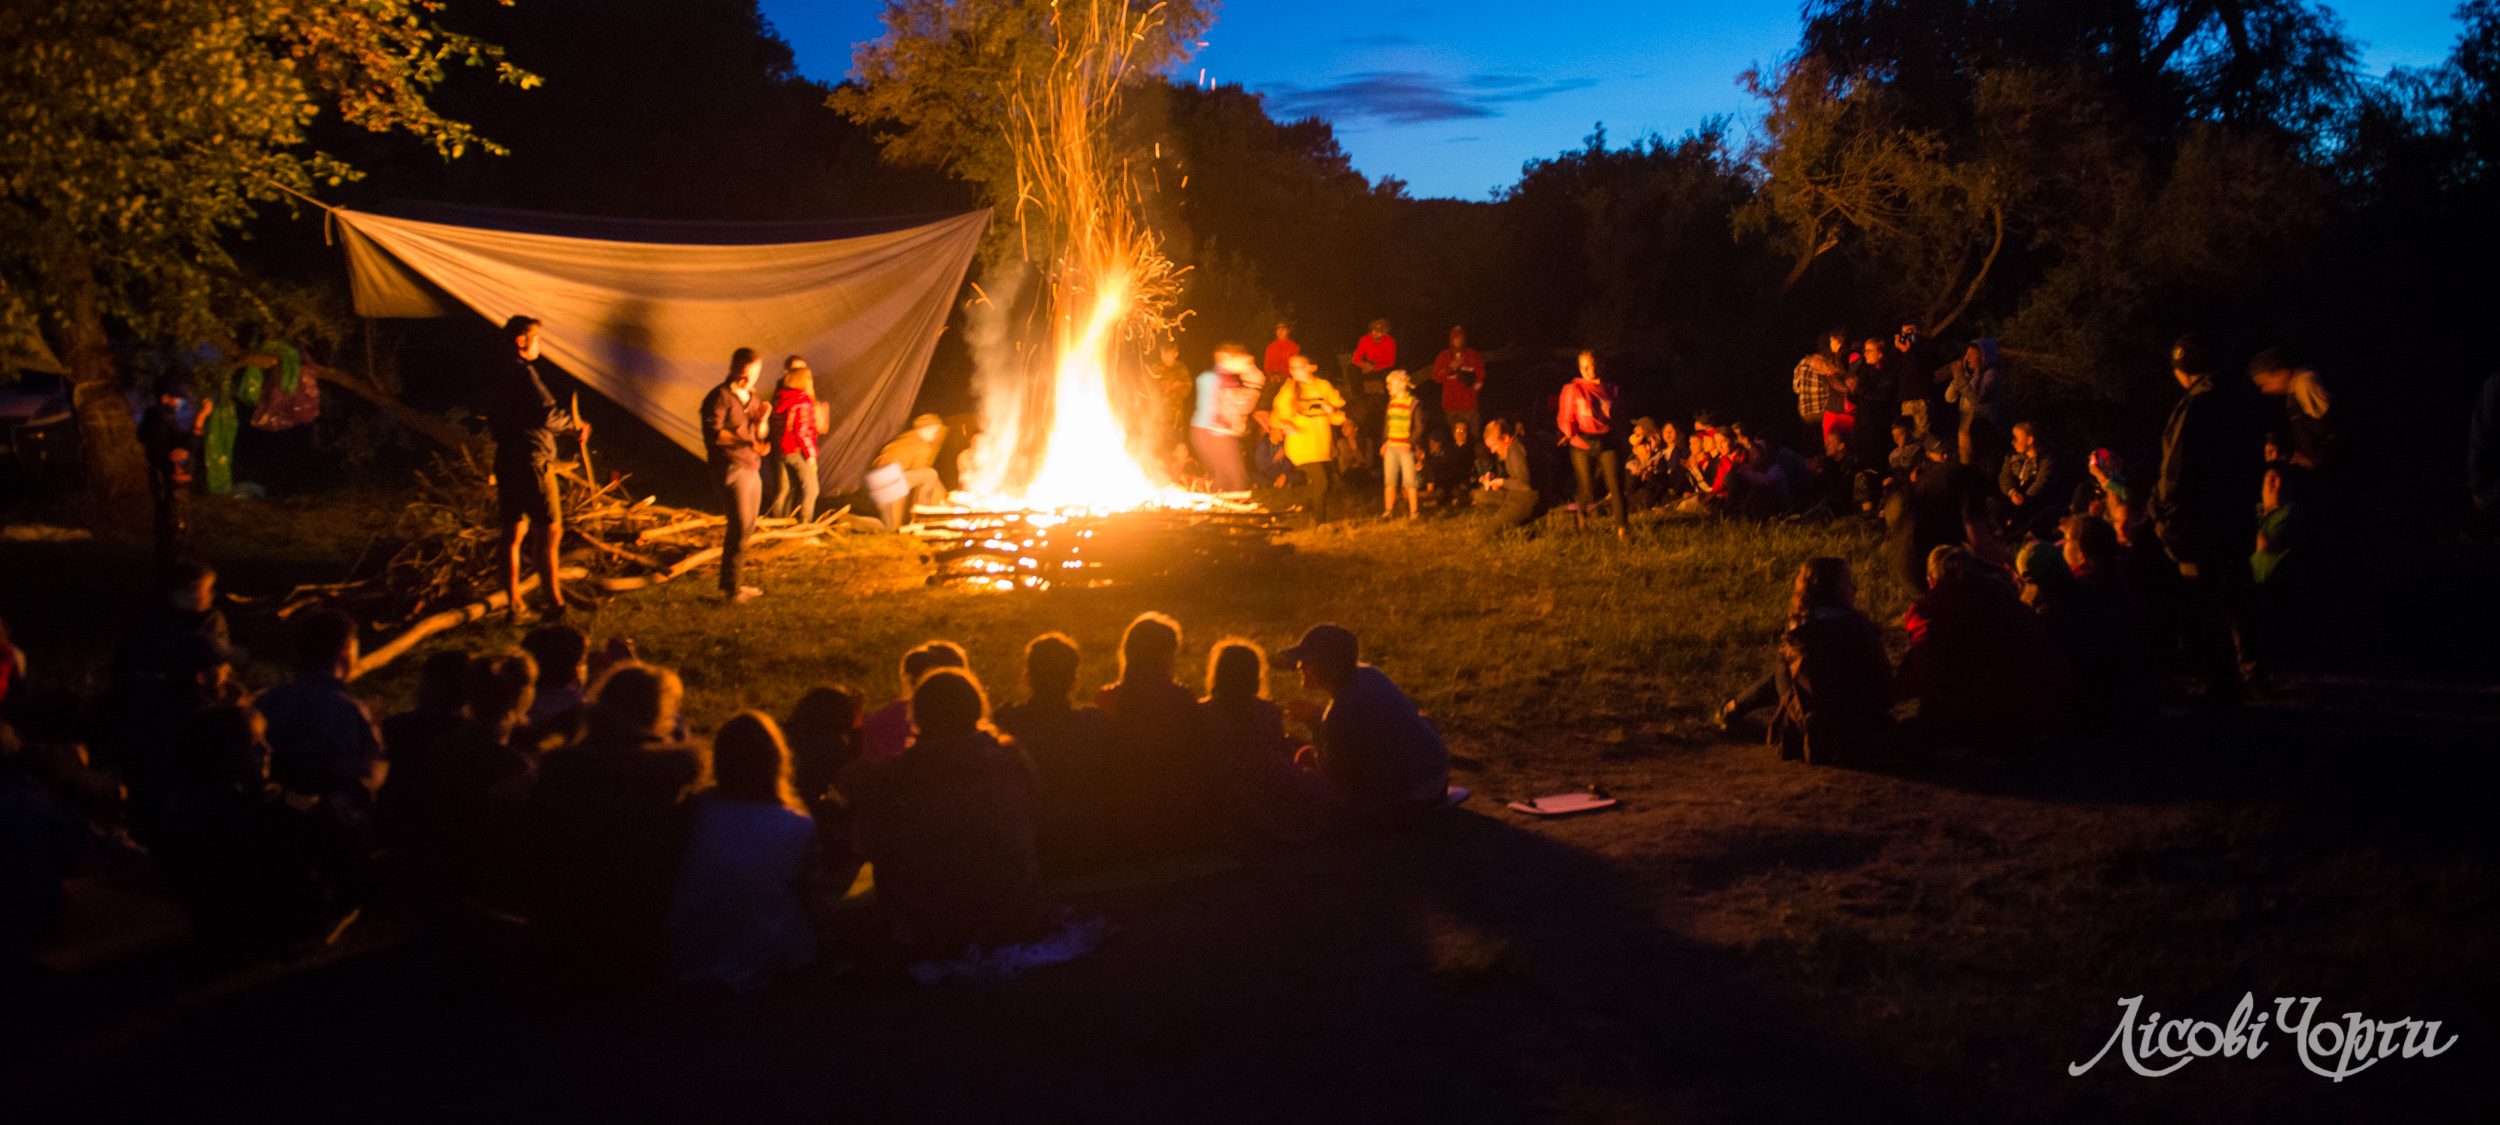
[
  {"xmin": 1279, "ymin": 624, "xmax": 1449, "ymax": 818},
  {"xmin": 873, "ymin": 412, "xmax": 949, "ymax": 530}
]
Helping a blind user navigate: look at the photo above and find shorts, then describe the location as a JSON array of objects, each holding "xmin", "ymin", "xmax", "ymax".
[
  {"xmin": 497, "ymin": 457, "xmax": 560, "ymax": 524},
  {"xmin": 1381, "ymin": 442, "xmax": 1419, "ymax": 491}
]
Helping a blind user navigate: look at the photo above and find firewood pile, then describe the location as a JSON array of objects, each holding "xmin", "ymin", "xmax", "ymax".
[
  {"xmin": 911, "ymin": 500, "xmax": 1291, "ymax": 590},
  {"xmin": 277, "ymin": 449, "xmax": 877, "ymax": 678}
]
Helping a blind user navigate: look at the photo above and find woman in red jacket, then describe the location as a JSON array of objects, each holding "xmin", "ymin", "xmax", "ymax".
[
  {"xmin": 1557, "ymin": 350, "xmax": 1630, "ymax": 539},
  {"xmin": 766, "ymin": 357, "xmax": 826, "ymax": 523}
]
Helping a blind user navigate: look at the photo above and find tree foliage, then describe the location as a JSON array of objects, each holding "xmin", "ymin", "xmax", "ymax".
[{"xmin": 0, "ymin": 0, "xmax": 531, "ymax": 500}]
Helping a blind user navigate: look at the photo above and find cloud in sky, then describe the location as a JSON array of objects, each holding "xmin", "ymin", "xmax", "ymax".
[{"xmin": 1257, "ymin": 71, "xmax": 1601, "ymax": 125}]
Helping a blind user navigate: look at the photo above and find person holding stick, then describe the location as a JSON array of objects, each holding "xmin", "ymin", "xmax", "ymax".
[
  {"xmin": 702, "ymin": 348, "xmax": 771, "ymax": 605},
  {"xmin": 489, "ymin": 316, "xmax": 588, "ymax": 622}
]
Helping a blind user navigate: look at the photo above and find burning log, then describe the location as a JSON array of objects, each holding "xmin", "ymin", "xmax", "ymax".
[{"xmin": 910, "ymin": 500, "xmax": 1290, "ymax": 590}]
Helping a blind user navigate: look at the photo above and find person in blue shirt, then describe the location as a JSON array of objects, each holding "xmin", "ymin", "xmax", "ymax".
[{"xmin": 1278, "ymin": 624, "xmax": 1449, "ymax": 820}]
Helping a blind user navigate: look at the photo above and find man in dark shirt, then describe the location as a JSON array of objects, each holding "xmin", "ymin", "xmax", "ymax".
[
  {"xmin": 700, "ymin": 348, "xmax": 771, "ymax": 603},
  {"xmin": 489, "ymin": 316, "xmax": 586, "ymax": 622},
  {"xmin": 1993, "ymin": 421, "xmax": 2058, "ymax": 537},
  {"xmin": 1279, "ymin": 624, "xmax": 1449, "ymax": 821},
  {"xmin": 2152, "ymin": 335, "xmax": 2258, "ymax": 700}
]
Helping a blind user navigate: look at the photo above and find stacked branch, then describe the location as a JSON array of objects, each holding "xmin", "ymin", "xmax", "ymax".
[{"xmin": 278, "ymin": 447, "xmax": 871, "ymax": 677}]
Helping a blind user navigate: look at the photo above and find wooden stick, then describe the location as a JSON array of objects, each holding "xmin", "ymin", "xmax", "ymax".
[{"xmin": 348, "ymin": 566, "xmax": 588, "ymax": 682}]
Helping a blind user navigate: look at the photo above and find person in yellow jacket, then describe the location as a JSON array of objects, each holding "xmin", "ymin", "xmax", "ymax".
[{"xmin": 1270, "ymin": 354, "xmax": 1346, "ymax": 523}]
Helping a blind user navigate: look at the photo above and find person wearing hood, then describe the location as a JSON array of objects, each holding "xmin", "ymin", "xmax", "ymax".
[
  {"xmin": 1718, "ymin": 558, "xmax": 1894, "ymax": 765},
  {"xmin": 766, "ymin": 357, "xmax": 827, "ymax": 524}
]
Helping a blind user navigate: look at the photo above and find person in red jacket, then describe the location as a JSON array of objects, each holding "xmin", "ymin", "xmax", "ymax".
[
  {"xmin": 1350, "ymin": 318, "xmax": 1397, "ymax": 379},
  {"xmin": 1262, "ymin": 320, "xmax": 1301, "ymax": 381},
  {"xmin": 1557, "ymin": 350, "xmax": 1630, "ymax": 539},
  {"xmin": 1429, "ymin": 325, "xmax": 1486, "ymax": 434},
  {"xmin": 766, "ymin": 357, "xmax": 826, "ymax": 524}
]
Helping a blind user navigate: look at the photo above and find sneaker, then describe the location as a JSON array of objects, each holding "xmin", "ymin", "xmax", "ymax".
[{"xmin": 729, "ymin": 586, "xmax": 763, "ymax": 605}]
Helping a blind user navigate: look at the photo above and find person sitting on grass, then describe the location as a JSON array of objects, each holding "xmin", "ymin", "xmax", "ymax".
[
  {"xmin": 849, "ymin": 668, "xmax": 1061, "ymax": 965},
  {"xmin": 255, "ymin": 608, "xmax": 385, "ymax": 819},
  {"xmin": 1478, "ymin": 418, "xmax": 1543, "ymax": 532},
  {"xmin": 378, "ymin": 649, "xmax": 539, "ymax": 920},
  {"xmin": 111, "ymin": 558, "xmax": 233, "ymax": 696},
  {"xmin": 1278, "ymin": 624, "xmax": 1450, "ymax": 821},
  {"xmin": 380, "ymin": 650, "xmax": 469, "ymax": 768},
  {"xmin": 519, "ymin": 623, "xmax": 591, "ymax": 736},
  {"xmin": 1096, "ymin": 612, "xmax": 1221, "ymax": 856},
  {"xmin": 993, "ymin": 633, "xmax": 1113, "ymax": 865},
  {"xmin": 1896, "ymin": 546, "xmax": 2073, "ymax": 744},
  {"xmin": 148, "ymin": 704, "xmax": 346, "ymax": 958},
  {"xmin": 861, "ymin": 641, "xmax": 969, "ymax": 764},
  {"xmin": 1717, "ymin": 558, "xmax": 1894, "ymax": 765},
  {"xmin": 782, "ymin": 684, "xmax": 865, "ymax": 891},
  {"xmin": 669, "ymin": 711, "xmax": 819, "ymax": 994},
  {"xmin": 2052, "ymin": 515, "xmax": 2154, "ymax": 730},
  {"xmin": 1200, "ymin": 639, "xmax": 1341, "ymax": 847},
  {"xmin": 528, "ymin": 662, "xmax": 705, "ymax": 983}
]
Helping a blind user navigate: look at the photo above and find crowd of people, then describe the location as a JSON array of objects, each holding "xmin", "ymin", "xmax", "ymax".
[{"xmin": 1, "ymin": 579, "xmax": 1452, "ymax": 993}]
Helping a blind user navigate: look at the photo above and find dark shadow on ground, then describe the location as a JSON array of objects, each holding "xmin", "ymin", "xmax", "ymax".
[{"xmin": 12, "ymin": 814, "xmax": 1927, "ymax": 1124}]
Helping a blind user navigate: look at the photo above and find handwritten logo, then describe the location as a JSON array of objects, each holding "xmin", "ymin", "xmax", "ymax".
[{"xmin": 2070, "ymin": 995, "xmax": 2457, "ymax": 1081}]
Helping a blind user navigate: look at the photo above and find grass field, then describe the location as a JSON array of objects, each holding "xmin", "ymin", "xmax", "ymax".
[{"xmin": 6, "ymin": 495, "xmax": 2495, "ymax": 1122}]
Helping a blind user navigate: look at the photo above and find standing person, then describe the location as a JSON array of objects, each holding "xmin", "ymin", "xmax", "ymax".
[
  {"xmin": 1379, "ymin": 371, "xmax": 1422, "ymax": 519},
  {"xmin": 137, "ymin": 380, "xmax": 199, "ymax": 575},
  {"xmin": 1791, "ymin": 334, "xmax": 1845, "ymax": 457},
  {"xmin": 765, "ymin": 357, "xmax": 825, "ymax": 524},
  {"xmin": 1893, "ymin": 321, "xmax": 1939, "ymax": 437},
  {"xmin": 1557, "ymin": 350, "xmax": 1630, "ymax": 539},
  {"xmin": 871, "ymin": 413, "xmax": 949, "ymax": 530},
  {"xmin": 700, "ymin": 348, "xmax": 771, "ymax": 605},
  {"xmin": 1263, "ymin": 320, "xmax": 1301, "ymax": 380},
  {"xmin": 488, "ymin": 316, "xmax": 587, "ymax": 622},
  {"xmin": 1943, "ymin": 338, "xmax": 2006, "ymax": 466},
  {"xmin": 1277, "ymin": 624, "xmax": 1449, "ymax": 822},
  {"xmin": 2152, "ymin": 335, "xmax": 2258, "ymax": 701},
  {"xmin": 1189, "ymin": 342, "xmax": 1262, "ymax": 493},
  {"xmin": 1347, "ymin": 319, "xmax": 1397, "ymax": 472},
  {"xmin": 1272, "ymin": 355, "xmax": 1347, "ymax": 523},
  {"xmin": 1851, "ymin": 335, "xmax": 1900, "ymax": 434},
  {"xmin": 2474, "ymin": 371, "xmax": 2500, "ymax": 518},
  {"xmin": 669, "ymin": 712, "xmax": 819, "ymax": 994},
  {"xmin": 2246, "ymin": 349, "xmax": 2337, "ymax": 482},
  {"xmin": 1429, "ymin": 326, "xmax": 1487, "ymax": 435}
]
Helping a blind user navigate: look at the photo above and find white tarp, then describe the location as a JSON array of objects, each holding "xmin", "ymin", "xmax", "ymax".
[{"xmin": 335, "ymin": 205, "xmax": 985, "ymax": 488}]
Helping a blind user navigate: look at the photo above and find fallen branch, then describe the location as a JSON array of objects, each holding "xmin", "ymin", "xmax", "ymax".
[{"xmin": 349, "ymin": 567, "xmax": 588, "ymax": 682}]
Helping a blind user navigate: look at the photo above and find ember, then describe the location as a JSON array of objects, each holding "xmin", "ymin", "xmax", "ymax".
[{"xmin": 912, "ymin": 500, "xmax": 1288, "ymax": 591}]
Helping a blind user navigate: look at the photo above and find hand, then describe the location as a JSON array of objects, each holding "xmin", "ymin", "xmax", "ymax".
[{"xmin": 1285, "ymin": 697, "xmax": 1324, "ymax": 724}]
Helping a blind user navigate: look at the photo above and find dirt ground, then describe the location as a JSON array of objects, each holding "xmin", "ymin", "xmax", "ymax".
[{"xmin": 3, "ymin": 496, "xmax": 2495, "ymax": 1122}]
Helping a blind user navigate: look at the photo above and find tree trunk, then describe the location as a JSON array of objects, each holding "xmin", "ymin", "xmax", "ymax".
[{"xmin": 34, "ymin": 248, "xmax": 148, "ymax": 508}]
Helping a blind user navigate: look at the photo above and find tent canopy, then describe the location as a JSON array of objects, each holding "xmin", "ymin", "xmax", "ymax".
[{"xmin": 336, "ymin": 203, "xmax": 986, "ymax": 489}]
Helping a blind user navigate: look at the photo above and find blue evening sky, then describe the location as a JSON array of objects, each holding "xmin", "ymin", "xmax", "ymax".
[{"xmin": 760, "ymin": 0, "xmax": 2472, "ymax": 200}]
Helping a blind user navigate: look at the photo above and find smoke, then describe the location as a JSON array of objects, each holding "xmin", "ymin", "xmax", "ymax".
[{"xmin": 959, "ymin": 261, "xmax": 1040, "ymax": 498}]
